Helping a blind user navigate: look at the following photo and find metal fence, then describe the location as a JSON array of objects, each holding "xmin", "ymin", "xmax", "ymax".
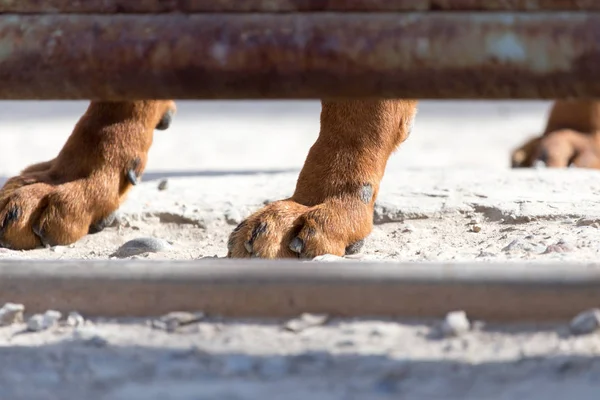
[{"xmin": 0, "ymin": 1, "xmax": 598, "ymax": 99}]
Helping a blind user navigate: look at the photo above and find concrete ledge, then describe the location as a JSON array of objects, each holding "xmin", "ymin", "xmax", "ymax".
[{"xmin": 2, "ymin": 259, "xmax": 599, "ymax": 321}]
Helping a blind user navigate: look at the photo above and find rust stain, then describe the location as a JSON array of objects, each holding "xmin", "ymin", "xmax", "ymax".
[
  {"xmin": 1, "ymin": 0, "xmax": 600, "ymax": 13},
  {"xmin": 0, "ymin": 13, "xmax": 598, "ymax": 99}
]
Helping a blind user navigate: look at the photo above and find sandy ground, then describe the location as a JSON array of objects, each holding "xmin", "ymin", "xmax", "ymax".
[{"xmin": 1, "ymin": 100, "xmax": 600, "ymax": 399}]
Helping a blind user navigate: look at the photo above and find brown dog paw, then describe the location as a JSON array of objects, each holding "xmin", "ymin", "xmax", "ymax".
[
  {"xmin": 227, "ymin": 198, "xmax": 370, "ymax": 259},
  {"xmin": 511, "ymin": 129, "xmax": 600, "ymax": 169},
  {"xmin": 228, "ymin": 99, "xmax": 418, "ymax": 259},
  {"xmin": 0, "ymin": 100, "xmax": 176, "ymax": 250},
  {"xmin": 512, "ymin": 100, "xmax": 600, "ymax": 169}
]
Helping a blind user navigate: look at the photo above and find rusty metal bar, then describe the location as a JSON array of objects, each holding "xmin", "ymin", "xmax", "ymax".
[
  {"xmin": 1, "ymin": 13, "xmax": 600, "ymax": 100},
  {"xmin": 2, "ymin": 0, "xmax": 600, "ymax": 13},
  {"xmin": 1, "ymin": 259, "xmax": 600, "ymax": 322}
]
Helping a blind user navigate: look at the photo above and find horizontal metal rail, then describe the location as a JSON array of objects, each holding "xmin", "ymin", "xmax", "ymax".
[
  {"xmin": 2, "ymin": 0, "xmax": 600, "ymax": 13},
  {"xmin": 1, "ymin": 259, "xmax": 599, "ymax": 322},
  {"xmin": 1, "ymin": 13, "xmax": 599, "ymax": 100}
]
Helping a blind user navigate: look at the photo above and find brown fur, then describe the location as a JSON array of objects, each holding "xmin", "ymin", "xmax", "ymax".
[
  {"xmin": 0, "ymin": 100, "xmax": 175, "ymax": 250},
  {"xmin": 511, "ymin": 100, "xmax": 600, "ymax": 168},
  {"xmin": 1, "ymin": 98, "xmax": 596, "ymax": 256},
  {"xmin": 228, "ymin": 100, "xmax": 418, "ymax": 258}
]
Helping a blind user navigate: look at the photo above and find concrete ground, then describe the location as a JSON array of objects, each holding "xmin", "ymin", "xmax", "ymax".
[{"xmin": 1, "ymin": 100, "xmax": 600, "ymax": 399}]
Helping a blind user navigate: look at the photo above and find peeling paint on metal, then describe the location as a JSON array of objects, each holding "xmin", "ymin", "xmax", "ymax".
[
  {"xmin": 0, "ymin": 13, "xmax": 596, "ymax": 99},
  {"xmin": 211, "ymin": 43, "xmax": 230, "ymax": 66},
  {"xmin": 487, "ymin": 33, "xmax": 527, "ymax": 63},
  {"xmin": 3, "ymin": 0, "xmax": 600, "ymax": 13}
]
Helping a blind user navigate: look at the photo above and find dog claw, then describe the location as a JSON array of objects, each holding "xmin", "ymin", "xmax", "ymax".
[
  {"xmin": 127, "ymin": 169, "xmax": 139, "ymax": 186},
  {"xmin": 32, "ymin": 225, "xmax": 50, "ymax": 247},
  {"xmin": 289, "ymin": 237, "xmax": 304, "ymax": 254},
  {"xmin": 156, "ymin": 109, "xmax": 174, "ymax": 131},
  {"xmin": 0, "ymin": 206, "xmax": 20, "ymax": 238}
]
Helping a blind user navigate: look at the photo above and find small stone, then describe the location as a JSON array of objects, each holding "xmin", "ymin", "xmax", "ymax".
[
  {"xmin": 112, "ymin": 237, "xmax": 173, "ymax": 258},
  {"xmin": 72, "ymin": 327, "xmax": 109, "ymax": 347},
  {"xmin": 471, "ymin": 225, "xmax": 482, "ymax": 233},
  {"xmin": 157, "ymin": 179, "xmax": 169, "ymax": 191},
  {"xmin": 543, "ymin": 239, "xmax": 573, "ymax": 254},
  {"xmin": 27, "ymin": 314, "xmax": 46, "ymax": 332},
  {"xmin": 151, "ymin": 311, "xmax": 204, "ymax": 332},
  {"xmin": 440, "ymin": 311, "xmax": 471, "ymax": 337},
  {"xmin": 570, "ymin": 309, "xmax": 600, "ymax": 335},
  {"xmin": 43, "ymin": 310, "xmax": 62, "ymax": 326},
  {"xmin": 0, "ymin": 303, "xmax": 25, "ymax": 326},
  {"xmin": 576, "ymin": 218, "xmax": 600, "ymax": 227},
  {"xmin": 27, "ymin": 310, "xmax": 62, "ymax": 332},
  {"xmin": 284, "ymin": 313, "xmax": 329, "ymax": 333},
  {"xmin": 66, "ymin": 312, "xmax": 85, "ymax": 327},
  {"xmin": 502, "ymin": 238, "xmax": 545, "ymax": 253}
]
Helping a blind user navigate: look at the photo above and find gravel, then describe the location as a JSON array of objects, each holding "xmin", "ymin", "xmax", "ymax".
[
  {"xmin": 112, "ymin": 237, "xmax": 173, "ymax": 258},
  {"xmin": 570, "ymin": 309, "xmax": 600, "ymax": 335}
]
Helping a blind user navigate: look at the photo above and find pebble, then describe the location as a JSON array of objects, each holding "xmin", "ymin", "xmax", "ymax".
[
  {"xmin": 502, "ymin": 238, "xmax": 545, "ymax": 253},
  {"xmin": 44, "ymin": 310, "xmax": 62, "ymax": 328},
  {"xmin": 112, "ymin": 237, "xmax": 173, "ymax": 258},
  {"xmin": 0, "ymin": 303, "xmax": 25, "ymax": 326},
  {"xmin": 576, "ymin": 218, "xmax": 600, "ymax": 227},
  {"xmin": 471, "ymin": 225, "xmax": 482, "ymax": 233},
  {"xmin": 284, "ymin": 313, "xmax": 329, "ymax": 333},
  {"xmin": 26, "ymin": 315, "xmax": 46, "ymax": 332},
  {"xmin": 66, "ymin": 312, "xmax": 85, "ymax": 327},
  {"xmin": 157, "ymin": 179, "xmax": 169, "ymax": 191},
  {"xmin": 151, "ymin": 311, "xmax": 205, "ymax": 332},
  {"xmin": 543, "ymin": 239, "xmax": 573, "ymax": 254},
  {"xmin": 570, "ymin": 309, "xmax": 600, "ymax": 335},
  {"xmin": 440, "ymin": 311, "xmax": 471, "ymax": 337},
  {"xmin": 27, "ymin": 310, "xmax": 62, "ymax": 332}
]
